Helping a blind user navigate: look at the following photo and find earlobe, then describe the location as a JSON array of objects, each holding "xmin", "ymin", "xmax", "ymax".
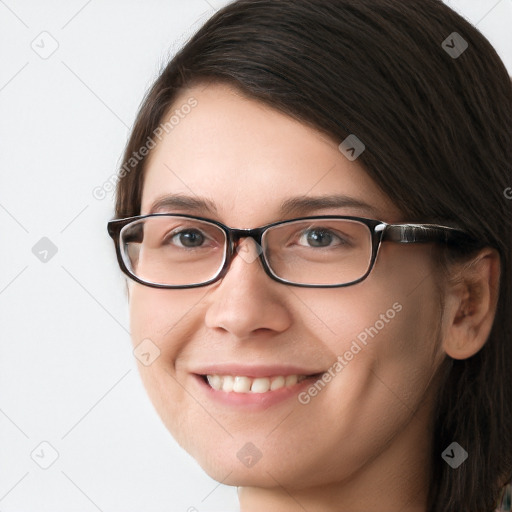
[{"xmin": 442, "ymin": 249, "xmax": 500, "ymax": 360}]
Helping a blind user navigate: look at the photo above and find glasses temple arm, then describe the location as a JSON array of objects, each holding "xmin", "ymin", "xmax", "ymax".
[{"xmin": 381, "ymin": 223, "xmax": 478, "ymax": 245}]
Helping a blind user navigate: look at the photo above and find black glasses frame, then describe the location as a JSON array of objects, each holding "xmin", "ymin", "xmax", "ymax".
[{"xmin": 107, "ymin": 213, "xmax": 479, "ymax": 289}]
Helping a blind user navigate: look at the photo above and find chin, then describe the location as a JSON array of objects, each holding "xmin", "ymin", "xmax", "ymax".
[
  {"xmin": 190, "ymin": 439, "xmax": 310, "ymax": 489},
  {"xmin": 199, "ymin": 458, "xmax": 282, "ymax": 488}
]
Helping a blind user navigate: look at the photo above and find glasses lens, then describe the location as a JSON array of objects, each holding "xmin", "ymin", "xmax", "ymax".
[
  {"xmin": 119, "ymin": 216, "xmax": 227, "ymax": 286},
  {"xmin": 263, "ymin": 219, "xmax": 373, "ymax": 286}
]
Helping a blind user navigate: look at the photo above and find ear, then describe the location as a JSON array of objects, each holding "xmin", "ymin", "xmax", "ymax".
[{"xmin": 442, "ymin": 248, "xmax": 501, "ymax": 360}]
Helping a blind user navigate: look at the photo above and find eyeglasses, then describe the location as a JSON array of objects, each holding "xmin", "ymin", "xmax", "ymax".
[{"xmin": 107, "ymin": 213, "xmax": 478, "ymax": 289}]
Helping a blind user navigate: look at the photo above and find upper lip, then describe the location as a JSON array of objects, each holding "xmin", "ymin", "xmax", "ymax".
[{"xmin": 192, "ymin": 364, "xmax": 324, "ymax": 378}]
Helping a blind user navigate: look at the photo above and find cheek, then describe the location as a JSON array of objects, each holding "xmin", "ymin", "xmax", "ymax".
[
  {"xmin": 327, "ymin": 280, "xmax": 443, "ymax": 385},
  {"xmin": 128, "ymin": 285, "xmax": 201, "ymax": 349},
  {"xmin": 127, "ymin": 285, "xmax": 207, "ymax": 446},
  {"xmin": 357, "ymin": 297, "xmax": 443, "ymax": 405},
  {"xmin": 347, "ymin": 244, "xmax": 445, "ymax": 372},
  {"xmin": 294, "ymin": 263, "xmax": 444, "ymax": 435},
  {"xmin": 276, "ymin": 286, "xmax": 443, "ymax": 481},
  {"xmin": 127, "ymin": 286, "xmax": 197, "ymax": 392}
]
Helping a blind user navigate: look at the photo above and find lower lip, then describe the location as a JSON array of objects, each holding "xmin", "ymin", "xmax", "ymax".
[{"xmin": 192, "ymin": 374, "xmax": 321, "ymax": 409}]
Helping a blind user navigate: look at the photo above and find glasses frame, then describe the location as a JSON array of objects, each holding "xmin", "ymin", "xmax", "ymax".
[{"xmin": 107, "ymin": 213, "xmax": 478, "ymax": 289}]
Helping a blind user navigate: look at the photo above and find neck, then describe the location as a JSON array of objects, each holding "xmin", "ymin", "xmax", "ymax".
[{"xmin": 239, "ymin": 482, "xmax": 428, "ymax": 512}]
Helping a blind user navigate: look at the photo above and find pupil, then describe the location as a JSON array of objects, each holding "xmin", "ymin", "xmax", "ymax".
[
  {"xmin": 307, "ymin": 230, "xmax": 331, "ymax": 246},
  {"xmin": 180, "ymin": 230, "xmax": 204, "ymax": 247}
]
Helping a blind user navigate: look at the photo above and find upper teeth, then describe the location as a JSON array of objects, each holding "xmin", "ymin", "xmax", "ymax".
[{"xmin": 206, "ymin": 374, "xmax": 308, "ymax": 393}]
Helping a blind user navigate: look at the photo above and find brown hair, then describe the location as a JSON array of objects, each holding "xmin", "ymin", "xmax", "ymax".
[{"xmin": 113, "ymin": 1, "xmax": 512, "ymax": 509}]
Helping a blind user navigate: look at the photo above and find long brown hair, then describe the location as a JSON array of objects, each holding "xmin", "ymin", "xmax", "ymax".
[{"xmin": 113, "ymin": 1, "xmax": 512, "ymax": 509}]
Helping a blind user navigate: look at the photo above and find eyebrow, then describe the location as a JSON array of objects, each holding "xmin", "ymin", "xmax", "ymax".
[
  {"xmin": 149, "ymin": 194, "xmax": 218, "ymax": 215},
  {"xmin": 148, "ymin": 193, "xmax": 379, "ymax": 217}
]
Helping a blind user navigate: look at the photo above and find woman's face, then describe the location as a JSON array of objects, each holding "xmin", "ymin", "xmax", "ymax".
[{"xmin": 129, "ymin": 82, "xmax": 447, "ymax": 493}]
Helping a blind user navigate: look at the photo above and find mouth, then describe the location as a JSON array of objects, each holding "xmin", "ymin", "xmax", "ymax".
[{"xmin": 198, "ymin": 372, "xmax": 323, "ymax": 393}]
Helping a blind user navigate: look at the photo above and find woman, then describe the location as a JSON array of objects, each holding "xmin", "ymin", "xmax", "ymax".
[{"xmin": 107, "ymin": 0, "xmax": 512, "ymax": 510}]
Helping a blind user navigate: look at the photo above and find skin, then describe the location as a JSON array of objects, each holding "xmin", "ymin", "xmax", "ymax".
[{"xmin": 127, "ymin": 82, "xmax": 500, "ymax": 511}]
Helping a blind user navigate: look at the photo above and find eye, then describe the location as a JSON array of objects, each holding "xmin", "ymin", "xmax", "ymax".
[
  {"xmin": 167, "ymin": 228, "xmax": 206, "ymax": 248},
  {"xmin": 297, "ymin": 228, "xmax": 347, "ymax": 248}
]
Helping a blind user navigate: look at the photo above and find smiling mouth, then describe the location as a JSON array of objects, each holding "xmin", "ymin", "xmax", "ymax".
[{"xmin": 200, "ymin": 373, "xmax": 323, "ymax": 393}]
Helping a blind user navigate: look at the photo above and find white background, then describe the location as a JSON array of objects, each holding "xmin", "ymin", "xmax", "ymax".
[{"xmin": 1, "ymin": 1, "xmax": 511, "ymax": 511}]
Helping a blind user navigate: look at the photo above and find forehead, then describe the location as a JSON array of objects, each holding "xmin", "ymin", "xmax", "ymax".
[{"xmin": 140, "ymin": 83, "xmax": 400, "ymax": 225}]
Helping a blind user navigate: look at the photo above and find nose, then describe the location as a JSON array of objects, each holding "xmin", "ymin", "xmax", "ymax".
[{"xmin": 204, "ymin": 238, "xmax": 292, "ymax": 339}]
